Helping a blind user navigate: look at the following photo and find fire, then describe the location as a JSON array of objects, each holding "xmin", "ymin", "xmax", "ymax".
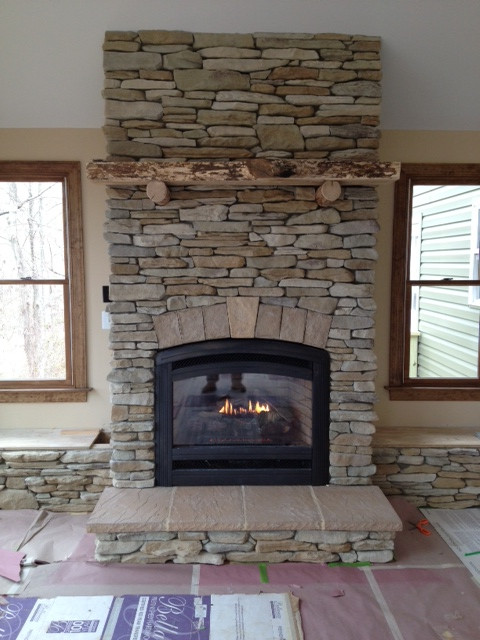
[{"xmin": 219, "ymin": 398, "xmax": 270, "ymax": 415}]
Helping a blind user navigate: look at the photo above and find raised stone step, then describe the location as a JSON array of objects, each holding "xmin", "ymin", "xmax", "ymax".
[{"xmin": 88, "ymin": 485, "xmax": 402, "ymax": 565}]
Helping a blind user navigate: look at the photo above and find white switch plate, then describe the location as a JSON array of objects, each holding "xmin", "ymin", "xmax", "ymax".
[{"xmin": 101, "ymin": 310, "xmax": 111, "ymax": 330}]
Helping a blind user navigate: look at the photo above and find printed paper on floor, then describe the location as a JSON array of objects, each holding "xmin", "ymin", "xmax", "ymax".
[
  {"xmin": 422, "ymin": 507, "xmax": 480, "ymax": 582},
  {"xmin": 0, "ymin": 593, "xmax": 302, "ymax": 640}
]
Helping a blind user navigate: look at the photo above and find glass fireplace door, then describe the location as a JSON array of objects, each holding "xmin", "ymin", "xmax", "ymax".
[{"xmin": 155, "ymin": 339, "xmax": 329, "ymax": 486}]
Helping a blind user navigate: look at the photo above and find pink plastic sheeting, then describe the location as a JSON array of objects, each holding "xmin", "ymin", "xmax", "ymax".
[
  {"xmin": 1, "ymin": 499, "xmax": 480, "ymax": 640},
  {"xmin": 17, "ymin": 561, "xmax": 196, "ymax": 598},
  {"xmin": 0, "ymin": 549, "xmax": 25, "ymax": 581},
  {"xmin": 200, "ymin": 563, "xmax": 396, "ymax": 639},
  {"xmin": 388, "ymin": 497, "xmax": 459, "ymax": 567},
  {"xmin": 0, "ymin": 509, "xmax": 43, "ymax": 550},
  {"xmin": 375, "ymin": 567, "xmax": 480, "ymax": 640},
  {"xmin": 0, "ymin": 509, "xmax": 90, "ymax": 563}
]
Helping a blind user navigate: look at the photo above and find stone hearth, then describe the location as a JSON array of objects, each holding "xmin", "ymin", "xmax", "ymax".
[{"xmin": 88, "ymin": 485, "xmax": 402, "ymax": 564}]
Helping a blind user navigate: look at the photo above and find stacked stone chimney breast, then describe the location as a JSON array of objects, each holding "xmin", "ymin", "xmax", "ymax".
[{"xmin": 102, "ymin": 31, "xmax": 382, "ymax": 488}]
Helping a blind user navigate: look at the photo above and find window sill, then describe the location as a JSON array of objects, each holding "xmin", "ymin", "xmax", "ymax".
[
  {"xmin": 0, "ymin": 388, "xmax": 91, "ymax": 403},
  {"xmin": 387, "ymin": 386, "xmax": 480, "ymax": 401}
]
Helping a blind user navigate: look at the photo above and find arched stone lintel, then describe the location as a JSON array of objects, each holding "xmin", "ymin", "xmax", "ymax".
[{"xmin": 153, "ymin": 298, "xmax": 332, "ymax": 351}]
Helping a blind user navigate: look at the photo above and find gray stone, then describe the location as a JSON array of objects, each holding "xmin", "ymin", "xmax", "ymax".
[
  {"xmin": 2, "ymin": 451, "xmax": 61, "ymax": 462},
  {"xmin": 298, "ymin": 297, "xmax": 338, "ymax": 314},
  {"xmin": 203, "ymin": 58, "xmax": 288, "ymax": 72},
  {"xmin": 142, "ymin": 540, "xmax": 202, "ymax": 557},
  {"xmin": 60, "ymin": 450, "xmax": 111, "ymax": 464},
  {"xmin": 356, "ymin": 550, "xmax": 394, "ymax": 563},
  {"xmin": 180, "ymin": 205, "xmax": 228, "ymax": 221},
  {"xmin": 173, "ymin": 552, "xmax": 225, "ymax": 565},
  {"xmin": 109, "ymin": 284, "xmax": 166, "ymax": 301},
  {"xmin": 105, "ymin": 101, "xmax": 163, "ymax": 121},
  {"xmin": 204, "ymin": 541, "xmax": 254, "ymax": 553},
  {"xmin": 164, "ymin": 50, "xmax": 202, "ymax": 69},
  {"xmin": 96, "ymin": 539, "xmax": 143, "ymax": 555},
  {"xmin": 331, "ymin": 81, "xmax": 381, "ymax": 98},
  {"xmin": 174, "ymin": 69, "xmax": 249, "ymax": 91},
  {"xmin": 138, "ymin": 30, "xmax": 193, "ymax": 45},
  {"xmin": 294, "ymin": 234, "xmax": 343, "ymax": 250},
  {"xmin": 0, "ymin": 489, "xmax": 38, "ymax": 509},
  {"xmin": 193, "ymin": 33, "xmax": 254, "ymax": 48},
  {"xmin": 104, "ymin": 52, "xmax": 163, "ymax": 71},
  {"xmin": 216, "ymin": 91, "xmax": 283, "ymax": 104},
  {"xmin": 256, "ymin": 125, "xmax": 304, "ymax": 151}
]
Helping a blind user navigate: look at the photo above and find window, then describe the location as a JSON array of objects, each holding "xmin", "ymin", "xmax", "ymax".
[
  {"xmin": 0, "ymin": 161, "xmax": 88, "ymax": 402},
  {"xmin": 388, "ymin": 164, "xmax": 480, "ymax": 400}
]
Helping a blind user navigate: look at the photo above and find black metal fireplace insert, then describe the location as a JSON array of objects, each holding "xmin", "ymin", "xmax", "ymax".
[{"xmin": 155, "ymin": 338, "xmax": 330, "ymax": 486}]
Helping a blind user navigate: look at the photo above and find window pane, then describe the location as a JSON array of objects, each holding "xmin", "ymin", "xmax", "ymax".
[
  {"xmin": 0, "ymin": 181, "xmax": 65, "ymax": 280},
  {"xmin": 409, "ymin": 285, "xmax": 480, "ymax": 378},
  {"xmin": 411, "ymin": 185, "xmax": 480, "ymax": 280},
  {"xmin": 0, "ymin": 284, "xmax": 66, "ymax": 380}
]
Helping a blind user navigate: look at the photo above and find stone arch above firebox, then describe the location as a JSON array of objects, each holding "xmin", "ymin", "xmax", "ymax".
[{"xmin": 153, "ymin": 298, "xmax": 333, "ymax": 351}]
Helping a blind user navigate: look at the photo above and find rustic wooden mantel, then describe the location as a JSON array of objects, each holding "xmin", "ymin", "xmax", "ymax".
[{"xmin": 86, "ymin": 159, "xmax": 400, "ymax": 188}]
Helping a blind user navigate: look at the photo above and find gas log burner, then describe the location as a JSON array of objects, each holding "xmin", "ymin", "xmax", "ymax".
[{"xmin": 155, "ymin": 339, "xmax": 330, "ymax": 486}]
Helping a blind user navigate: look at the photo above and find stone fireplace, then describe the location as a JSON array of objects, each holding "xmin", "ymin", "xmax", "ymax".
[
  {"xmin": 86, "ymin": 29, "xmax": 404, "ymax": 565},
  {"xmin": 88, "ymin": 29, "xmax": 400, "ymax": 490}
]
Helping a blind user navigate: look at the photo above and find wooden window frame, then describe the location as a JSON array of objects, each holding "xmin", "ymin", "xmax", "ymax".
[
  {"xmin": 388, "ymin": 163, "xmax": 480, "ymax": 400},
  {"xmin": 0, "ymin": 161, "xmax": 89, "ymax": 402}
]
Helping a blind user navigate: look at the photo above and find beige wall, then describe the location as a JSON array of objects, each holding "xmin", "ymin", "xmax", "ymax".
[
  {"xmin": 1, "ymin": 129, "xmax": 479, "ymax": 430},
  {"xmin": 377, "ymin": 130, "xmax": 480, "ymax": 427},
  {"xmin": 0, "ymin": 129, "xmax": 111, "ymax": 429}
]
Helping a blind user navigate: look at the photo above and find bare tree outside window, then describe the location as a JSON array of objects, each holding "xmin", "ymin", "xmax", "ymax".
[{"xmin": 0, "ymin": 162, "xmax": 88, "ymax": 402}]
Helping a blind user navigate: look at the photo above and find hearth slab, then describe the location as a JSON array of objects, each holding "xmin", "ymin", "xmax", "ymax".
[{"xmin": 88, "ymin": 485, "xmax": 402, "ymax": 535}]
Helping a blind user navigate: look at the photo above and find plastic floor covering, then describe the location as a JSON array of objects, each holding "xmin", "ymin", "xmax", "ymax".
[{"xmin": 1, "ymin": 498, "xmax": 479, "ymax": 640}]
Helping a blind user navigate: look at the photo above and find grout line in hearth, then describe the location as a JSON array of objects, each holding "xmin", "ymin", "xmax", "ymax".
[
  {"xmin": 166, "ymin": 486, "xmax": 176, "ymax": 531},
  {"xmin": 309, "ymin": 485, "xmax": 325, "ymax": 529},
  {"xmin": 241, "ymin": 485, "xmax": 247, "ymax": 530}
]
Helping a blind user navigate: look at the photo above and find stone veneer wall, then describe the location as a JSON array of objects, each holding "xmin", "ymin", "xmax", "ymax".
[
  {"xmin": 102, "ymin": 30, "xmax": 382, "ymax": 488},
  {"xmin": 373, "ymin": 446, "xmax": 480, "ymax": 508},
  {"xmin": 0, "ymin": 446, "xmax": 112, "ymax": 512},
  {"xmin": 96, "ymin": 529, "xmax": 396, "ymax": 565},
  {"xmin": 103, "ymin": 31, "xmax": 381, "ymax": 161}
]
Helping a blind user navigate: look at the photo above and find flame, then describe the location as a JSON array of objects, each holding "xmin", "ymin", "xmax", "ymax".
[{"xmin": 219, "ymin": 398, "xmax": 270, "ymax": 415}]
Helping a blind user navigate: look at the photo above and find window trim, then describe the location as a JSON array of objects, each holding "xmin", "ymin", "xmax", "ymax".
[
  {"xmin": 388, "ymin": 163, "xmax": 480, "ymax": 401},
  {"xmin": 0, "ymin": 161, "xmax": 89, "ymax": 402}
]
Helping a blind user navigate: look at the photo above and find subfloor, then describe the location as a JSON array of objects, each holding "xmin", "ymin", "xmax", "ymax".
[{"xmin": 1, "ymin": 498, "xmax": 480, "ymax": 640}]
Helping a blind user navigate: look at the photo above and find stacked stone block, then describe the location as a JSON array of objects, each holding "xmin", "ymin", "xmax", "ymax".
[
  {"xmin": 373, "ymin": 446, "xmax": 480, "ymax": 508},
  {"xmin": 0, "ymin": 446, "xmax": 112, "ymax": 512},
  {"xmin": 94, "ymin": 528, "xmax": 395, "ymax": 565},
  {"xmin": 103, "ymin": 31, "xmax": 381, "ymax": 161}
]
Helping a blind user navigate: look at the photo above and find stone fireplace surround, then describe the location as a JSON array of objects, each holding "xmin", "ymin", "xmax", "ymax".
[{"xmin": 87, "ymin": 29, "xmax": 404, "ymax": 563}]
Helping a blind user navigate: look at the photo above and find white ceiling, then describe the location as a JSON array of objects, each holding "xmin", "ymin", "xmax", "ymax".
[{"xmin": 1, "ymin": 0, "xmax": 480, "ymax": 130}]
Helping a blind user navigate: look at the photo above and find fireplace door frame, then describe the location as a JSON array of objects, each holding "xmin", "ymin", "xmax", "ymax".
[{"xmin": 155, "ymin": 338, "xmax": 330, "ymax": 486}]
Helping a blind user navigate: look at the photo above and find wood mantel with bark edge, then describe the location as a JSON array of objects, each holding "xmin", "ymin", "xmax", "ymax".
[{"xmin": 86, "ymin": 159, "xmax": 400, "ymax": 187}]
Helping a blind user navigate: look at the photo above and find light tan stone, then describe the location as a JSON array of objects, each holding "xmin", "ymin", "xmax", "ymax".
[
  {"xmin": 177, "ymin": 307, "xmax": 205, "ymax": 343},
  {"xmin": 304, "ymin": 310, "xmax": 332, "ymax": 348},
  {"xmin": 280, "ymin": 306, "xmax": 307, "ymax": 343},
  {"xmin": 255, "ymin": 539, "xmax": 315, "ymax": 552},
  {"xmin": 153, "ymin": 312, "xmax": 181, "ymax": 348},
  {"xmin": 142, "ymin": 540, "xmax": 202, "ymax": 557},
  {"xmin": 255, "ymin": 304, "xmax": 282, "ymax": 339},
  {"xmin": 227, "ymin": 297, "xmax": 259, "ymax": 338}
]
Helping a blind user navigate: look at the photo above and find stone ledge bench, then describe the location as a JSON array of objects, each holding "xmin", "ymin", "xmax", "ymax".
[
  {"xmin": 372, "ymin": 426, "xmax": 480, "ymax": 508},
  {"xmin": 87, "ymin": 485, "xmax": 402, "ymax": 565},
  {"xmin": 0, "ymin": 429, "xmax": 112, "ymax": 512}
]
